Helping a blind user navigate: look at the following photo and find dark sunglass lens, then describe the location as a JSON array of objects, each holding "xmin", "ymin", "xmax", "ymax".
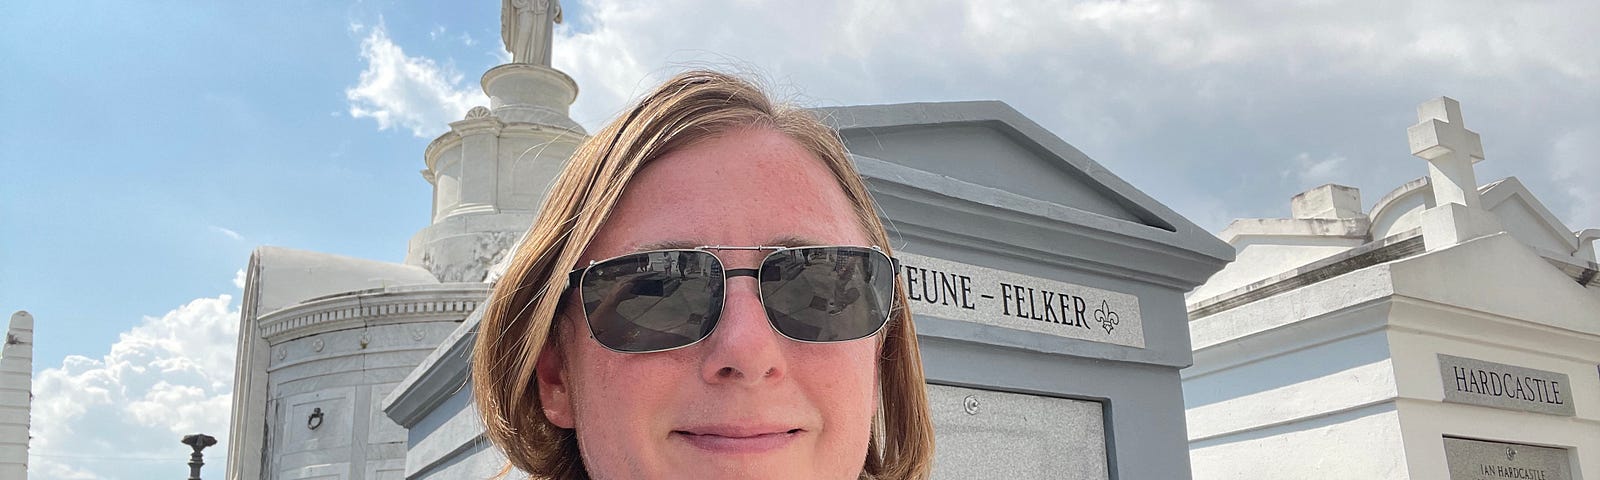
[
  {"xmin": 580, "ymin": 251, "xmax": 723, "ymax": 352},
  {"xmin": 759, "ymin": 247, "xmax": 894, "ymax": 342}
]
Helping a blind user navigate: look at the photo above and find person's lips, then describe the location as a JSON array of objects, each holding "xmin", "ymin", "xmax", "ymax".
[{"xmin": 671, "ymin": 425, "xmax": 804, "ymax": 454}]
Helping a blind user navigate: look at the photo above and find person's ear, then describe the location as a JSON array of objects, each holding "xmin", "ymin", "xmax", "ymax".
[{"xmin": 536, "ymin": 335, "xmax": 576, "ymax": 429}]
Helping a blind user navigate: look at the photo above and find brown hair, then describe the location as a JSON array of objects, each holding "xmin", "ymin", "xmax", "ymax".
[{"xmin": 471, "ymin": 70, "xmax": 933, "ymax": 479}]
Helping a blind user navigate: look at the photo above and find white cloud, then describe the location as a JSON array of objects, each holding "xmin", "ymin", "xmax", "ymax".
[
  {"xmin": 346, "ymin": 22, "xmax": 488, "ymax": 138},
  {"xmin": 1285, "ymin": 152, "xmax": 1350, "ymax": 191},
  {"xmin": 546, "ymin": 0, "xmax": 1596, "ymax": 234},
  {"xmin": 208, "ymin": 225, "xmax": 243, "ymax": 241},
  {"xmin": 31, "ymin": 295, "xmax": 239, "ymax": 479},
  {"xmin": 429, "ymin": 25, "xmax": 478, "ymax": 47},
  {"xmin": 233, "ymin": 269, "xmax": 247, "ymax": 289},
  {"xmin": 1548, "ymin": 124, "xmax": 1600, "ymax": 231}
]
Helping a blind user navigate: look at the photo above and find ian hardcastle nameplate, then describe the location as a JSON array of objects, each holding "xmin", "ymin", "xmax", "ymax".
[{"xmin": 1444, "ymin": 437, "xmax": 1572, "ymax": 480}]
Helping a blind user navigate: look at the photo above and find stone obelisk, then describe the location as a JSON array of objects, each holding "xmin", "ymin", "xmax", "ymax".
[{"xmin": 0, "ymin": 311, "xmax": 34, "ymax": 479}]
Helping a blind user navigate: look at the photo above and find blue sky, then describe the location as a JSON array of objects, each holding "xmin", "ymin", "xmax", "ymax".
[
  {"xmin": 2, "ymin": 1, "xmax": 527, "ymax": 371},
  {"xmin": 1, "ymin": 2, "xmax": 532, "ymax": 476},
  {"xmin": 3, "ymin": 1, "xmax": 1596, "ymax": 478}
]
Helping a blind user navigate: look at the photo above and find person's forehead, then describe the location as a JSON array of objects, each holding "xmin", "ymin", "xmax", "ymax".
[
  {"xmin": 582, "ymin": 129, "xmax": 870, "ymax": 261},
  {"xmin": 629, "ymin": 235, "xmax": 833, "ymax": 253}
]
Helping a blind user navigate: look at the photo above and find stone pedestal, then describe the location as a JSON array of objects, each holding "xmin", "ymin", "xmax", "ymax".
[
  {"xmin": 406, "ymin": 63, "xmax": 588, "ymax": 283},
  {"xmin": 482, "ymin": 64, "xmax": 582, "ymax": 131},
  {"xmin": 1420, "ymin": 202, "xmax": 1504, "ymax": 251},
  {"xmin": 407, "ymin": 213, "xmax": 531, "ymax": 283},
  {"xmin": 1291, "ymin": 184, "xmax": 1364, "ymax": 220}
]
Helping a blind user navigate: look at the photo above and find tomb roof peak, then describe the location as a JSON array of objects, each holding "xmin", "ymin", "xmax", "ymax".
[{"xmin": 816, "ymin": 100, "xmax": 1233, "ymax": 263}]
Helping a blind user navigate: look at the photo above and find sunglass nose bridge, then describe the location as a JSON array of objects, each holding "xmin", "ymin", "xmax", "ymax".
[
  {"xmin": 697, "ymin": 245, "xmax": 789, "ymax": 252},
  {"xmin": 723, "ymin": 268, "xmax": 761, "ymax": 278}
]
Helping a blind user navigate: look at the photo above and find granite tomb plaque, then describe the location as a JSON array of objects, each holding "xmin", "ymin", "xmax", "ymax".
[
  {"xmin": 899, "ymin": 253, "xmax": 1144, "ymax": 348},
  {"xmin": 1438, "ymin": 354, "xmax": 1574, "ymax": 416},
  {"xmin": 1444, "ymin": 437, "xmax": 1572, "ymax": 480},
  {"xmin": 928, "ymin": 384, "xmax": 1108, "ymax": 480}
]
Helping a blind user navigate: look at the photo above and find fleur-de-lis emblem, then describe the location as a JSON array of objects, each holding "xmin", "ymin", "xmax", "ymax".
[
  {"xmin": 1506, "ymin": 446, "xmax": 1516, "ymax": 462},
  {"xmin": 1093, "ymin": 300, "xmax": 1120, "ymax": 334}
]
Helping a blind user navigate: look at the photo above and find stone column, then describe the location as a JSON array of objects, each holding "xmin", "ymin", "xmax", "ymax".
[
  {"xmin": 0, "ymin": 311, "xmax": 34, "ymax": 479},
  {"xmin": 451, "ymin": 118, "xmax": 504, "ymax": 217}
]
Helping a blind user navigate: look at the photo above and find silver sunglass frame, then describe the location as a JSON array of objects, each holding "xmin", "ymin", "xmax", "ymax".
[{"xmin": 568, "ymin": 245, "xmax": 899, "ymax": 354}]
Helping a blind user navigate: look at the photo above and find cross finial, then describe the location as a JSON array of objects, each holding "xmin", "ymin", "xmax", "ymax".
[
  {"xmin": 1407, "ymin": 96, "xmax": 1486, "ymax": 208},
  {"xmin": 1418, "ymin": 96, "xmax": 1465, "ymax": 126}
]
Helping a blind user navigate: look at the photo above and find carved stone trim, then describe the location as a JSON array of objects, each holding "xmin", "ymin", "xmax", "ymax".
[
  {"xmin": 423, "ymin": 131, "xmax": 464, "ymax": 172},
  {"xmin": 1188, "ymin": 231, "xmax": 1425, "ymax": 319},
  {"xmin": 259, "ymin": 285, "xmax": 491, "ymax": 344}
]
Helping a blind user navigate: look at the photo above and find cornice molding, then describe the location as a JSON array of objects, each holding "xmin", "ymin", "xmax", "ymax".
[
  {"xmin": 449, "ymin": 116, "xmax": 505, "ymax": 136},
  {"xmin": 1189, "ymin": 231, "xmax": 1424, "ymax": 318},
  {"xmin": 258, "ymin": 284, "xmax": 491, "ymax": 344},
  {"xmin": 424, "ymin": 131, "xmax": 463, "ymax": 170}
]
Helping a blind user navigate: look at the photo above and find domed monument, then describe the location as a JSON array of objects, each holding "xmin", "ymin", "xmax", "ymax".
[{"xmin": 222, "ymin": 2, "xmax": 586, "ymax": 478}]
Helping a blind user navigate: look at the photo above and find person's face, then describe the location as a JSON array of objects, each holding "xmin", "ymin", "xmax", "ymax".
[{"xmin": 536, "ymin": 127, "xmax": 881, "ymax": 480}]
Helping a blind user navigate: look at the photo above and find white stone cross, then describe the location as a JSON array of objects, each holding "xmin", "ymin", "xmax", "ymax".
[{"xmin": 1407, "ymin": 97, "xmax": 1486, "ymax": 208}]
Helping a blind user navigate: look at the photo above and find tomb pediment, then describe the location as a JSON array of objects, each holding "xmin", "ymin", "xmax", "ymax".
[
  {"xmin": 817, "ymin": 101, "xmax": 1233, "ymax": 288},
  {"xmin": 822, "ymin": 102, "xmax": 1173, "ymax": 228},
  {"xmin": 1480, "ymin": 176, "xmax": 1582, "ymax": 257}
]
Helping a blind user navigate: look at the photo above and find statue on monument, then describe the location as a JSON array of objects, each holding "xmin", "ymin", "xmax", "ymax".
[{"xmin": 502, "ymin": 0, "xmax": 562, "ymax": 66}]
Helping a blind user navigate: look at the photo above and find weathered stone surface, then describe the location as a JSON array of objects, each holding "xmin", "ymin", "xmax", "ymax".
[
  {"xmin": 1291, "ymin": 184, "xmax": 1364, "ymax": 220},
  {"xmin": 928, "ymin": 384, "xmax": 1107, "ymax": 480},
  {"xmin": 1444, "ymin": 437, "xmax": 1572, "ymax": 480},
  {"xmin": 410, "ymin": 228, "xmax": 523, "ymax": 283}
]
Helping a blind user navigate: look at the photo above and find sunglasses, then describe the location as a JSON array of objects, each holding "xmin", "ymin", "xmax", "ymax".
[{"xmin": 566, "ymin": 245, "xmax": 900, "ymax": 353}]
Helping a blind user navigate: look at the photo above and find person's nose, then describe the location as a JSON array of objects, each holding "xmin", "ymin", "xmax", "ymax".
[{"xmin": 699, "ymin": 277, "xmax": 787, "ymax": 386}]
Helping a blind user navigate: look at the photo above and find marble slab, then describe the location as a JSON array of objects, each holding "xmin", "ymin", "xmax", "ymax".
[
  {"xmin": 928, "ymin": 384, "xmax": 1108, "ymax": 479},
  {"xmin": 1444, "ymin": 437, "xmax": 1572, "ymax": 480}
]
